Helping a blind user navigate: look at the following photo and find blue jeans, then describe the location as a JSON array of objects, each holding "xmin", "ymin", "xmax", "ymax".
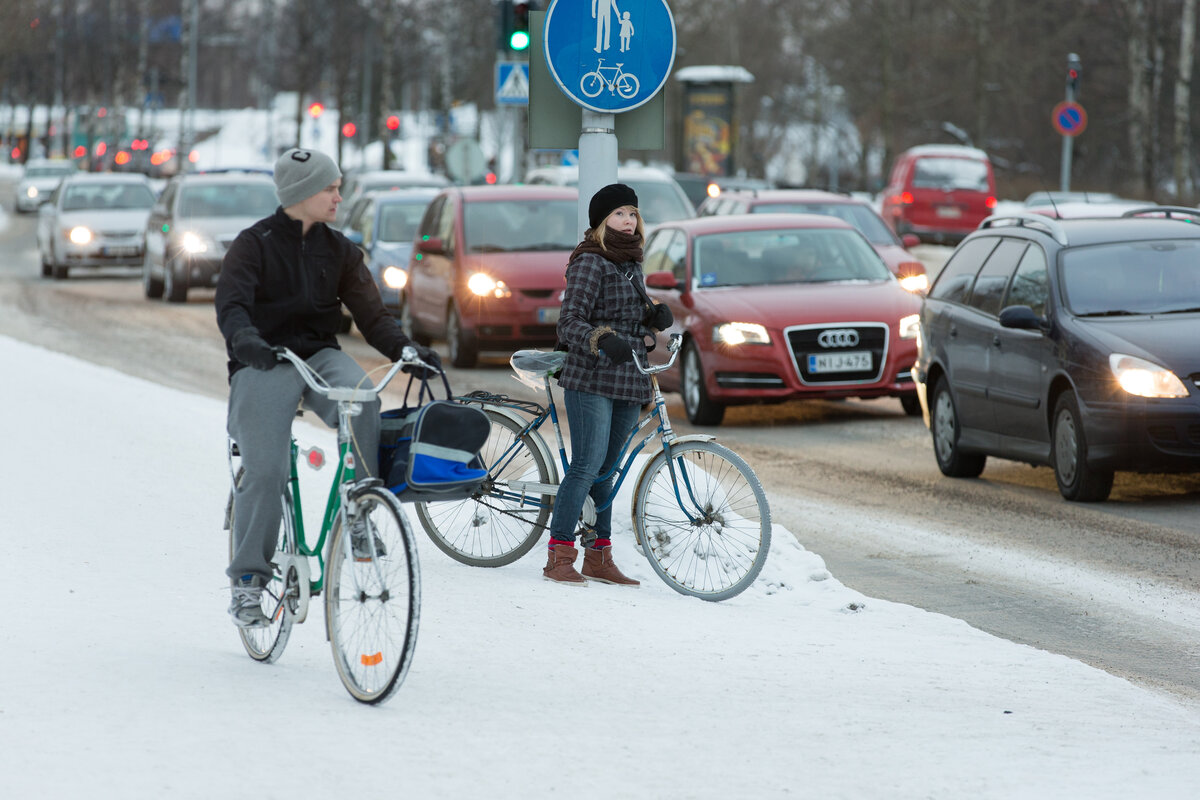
[{"xmin": 548, "ymin": 389, "xmax": 641, "ymax": 544}]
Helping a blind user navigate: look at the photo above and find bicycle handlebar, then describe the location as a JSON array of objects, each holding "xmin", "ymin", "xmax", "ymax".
[
  {"xmin": 274, "ymin": 346, "xmax": 428, "ymax": 402},
  {"xmin": 632, "ymin": 332, "xmax": 683, "ymax": 376}
]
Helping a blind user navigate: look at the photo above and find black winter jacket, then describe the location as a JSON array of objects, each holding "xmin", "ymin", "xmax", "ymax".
[{"xmin": 215, "ymin": 207, "xmax": 411, "ymax": 378}]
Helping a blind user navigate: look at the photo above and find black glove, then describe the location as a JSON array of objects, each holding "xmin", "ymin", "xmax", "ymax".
[
  {"xmin": 231, "ymin": 328, "xmax": 278, "ymax": 371},
  {"xmin": 399, "ymin": 343, "xmax": 442, "ymax": 377},
  {"xmin": 647, "ymin": 303, "xmax": 674, "ymax": 331},
  {"xmin": 597, "ymin": 332, "xmax": 633, "ymax": 365}
]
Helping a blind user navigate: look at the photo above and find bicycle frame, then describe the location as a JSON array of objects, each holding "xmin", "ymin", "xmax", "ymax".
[{"xmin": 468, "ymin": 334, "xmax": 716, "ymax": 534}]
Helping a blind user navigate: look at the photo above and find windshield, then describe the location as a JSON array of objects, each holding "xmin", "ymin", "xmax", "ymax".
[
  {"xmin": 378, "ymin": 202, "xmax": 428, "ymax": 242},
  {"xmin": 622, "ymin": 179, "xmax": 694, "ymax": 224},
  {"xmin": 179, "ymin": 184, "xmax": 278, "ymax": 218},
  {"xmin": 26, "ymin": 165, "xmax": 75, "ymax": 179},
  {"xmin": 464, "ymin": 200, "xmax": 578, "ymax": 253},
  {"xmin": 62, "ymin": 183, "xmax": 156, "ymax": 211},
  {"xmin": 693, "ymin": 228, "xmax": 892, "ymax": 288},
  {"xmin": 912, "ymin": 157, "xmax": 990, "ymax": 192},
  {"xmin": 1061, "ymin": 240, "xmax": 1200, "ymax": 316},
  {"xmin": 751, "ymin": 202, "xmax": 899, "ymax": 246}
]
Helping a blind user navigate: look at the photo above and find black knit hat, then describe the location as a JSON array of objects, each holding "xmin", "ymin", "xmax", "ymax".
[{"xmin": 588, "ymin": 183, "xmax": 639, "ymax": 229}]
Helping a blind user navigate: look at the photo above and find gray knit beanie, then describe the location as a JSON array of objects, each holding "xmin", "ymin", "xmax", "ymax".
[{"xmin": 273, "ymin": 148, "xmax": 341, "ymax": 207}]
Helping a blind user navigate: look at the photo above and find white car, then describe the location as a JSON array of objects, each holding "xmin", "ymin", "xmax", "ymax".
[
  {"xmin": 36, "ymin": 173, "xmax": 157, "ymax": 280},
  {"xmin": 15, "ymin": 159, "xmax": 78, "ymax": 213}
]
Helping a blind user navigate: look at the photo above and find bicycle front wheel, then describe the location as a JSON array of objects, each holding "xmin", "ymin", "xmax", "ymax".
[
  {"xmin": 227, "ymin": 470, "xmax": 297, "ymax": 663},
  {"xmin": 633, "ymin": 441, "xmax": 771, "ymax": 601},
  {"xmin": 415, "ymin": 409, "xmax": 552, "ymax": 567},
  {"xmin": 326, "ymin": 486, "xmax": 420, "ymax": 705}
]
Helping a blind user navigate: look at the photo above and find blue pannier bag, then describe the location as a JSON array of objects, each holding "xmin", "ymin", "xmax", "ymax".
[{"xmin": 378, "ymin": 371, "xmax": 489, "ymax": 502}]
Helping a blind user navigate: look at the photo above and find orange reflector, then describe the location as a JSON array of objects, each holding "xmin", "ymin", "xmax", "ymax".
[{"xmin": 361, "ymin": 652, "xmax": 383, "ymax": 667}]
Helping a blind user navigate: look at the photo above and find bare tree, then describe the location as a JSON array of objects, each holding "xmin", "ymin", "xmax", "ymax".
[{"xmin": 1174, "ymin": 0, "xmax": 1196, "ymax": 202}]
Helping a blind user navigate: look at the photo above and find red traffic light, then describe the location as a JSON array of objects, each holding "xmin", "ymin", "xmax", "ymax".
[
  {"xmin": 342, "ymin": 122, "xmax": 357, "ymax": 138},
  {"xmin": 385, "ymin": 115, "xmax": 400, "ymax": 131},
  {"xmin": 308, "ymin": 102, "xmax": 325, "ymax": 119}
]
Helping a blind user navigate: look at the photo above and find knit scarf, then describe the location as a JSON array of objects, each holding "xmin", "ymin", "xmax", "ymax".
[{"xmin": 567, "ymin": 228, "xmax": 644, "ymax": 266}]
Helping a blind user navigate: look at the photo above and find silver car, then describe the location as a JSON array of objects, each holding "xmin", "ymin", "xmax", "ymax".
[
  {"xmin": 36, "ymin": 173, "xmax": 157, "ymax": 280},
  {"xmin": 142, "ymin": 171, "xmax": 279, "ymax": 302},
  {"xmin": 15, "ymin": 159, "xmax": 78, "ymax": 213}
]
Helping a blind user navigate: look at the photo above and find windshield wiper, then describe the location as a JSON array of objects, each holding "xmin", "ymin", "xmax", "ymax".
[
  {"xmin": 469, "ymin": 245, "xmax": 510, "ymax": 253},
  {"xmin": 522, "ymin": 243, "xmax": 571, "ymax": 251},
  {"xmin": 1079, "ymin": 309, "xmax": 1139, "ymax": 317},
  {"xmin": 1158, "ymin": 306, "xmax": 1200, "ymax": 314}
]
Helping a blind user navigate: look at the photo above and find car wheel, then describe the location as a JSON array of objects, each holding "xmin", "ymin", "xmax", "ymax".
[
  {"xmin": 447, "ymin": 304, "xmax": 478, "ymax": 369},
  {"xmin": 1051, "ymin": 390, "xmax": 1114, "ymax": 502},
  {"xmin": 164, "ymin": 257, "xmax": 188, "ymax": 303},
  {"xmin": 900, "ymin": 394, "xmax": 922, "ymax": 417},
  {"xmin": 51, "ymin": 247, "xmax": 68, "ymax": 281},
  {"xmin": 929, "ymin": 378, "xmax": 985, "ymax": 477},
  {"xmin": 681, "ymin": 340, "xmax": 725, "ymax": 426},
  {"xmin": 143, "ymin": 253, "xmax": 164, "ymax": 299},
  {"xmin": 40, "ymin": 246, "xmax": 52, "ymax": 278}
]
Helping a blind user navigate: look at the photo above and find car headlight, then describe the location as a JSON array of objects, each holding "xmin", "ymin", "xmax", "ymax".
[
  {"xmin": 713, "ymin": 322, "xmax": 770, "ymax": 345},
  {"xmin": 1109, "ymin": 353, "xmax": 1189, "ymax": 398},
  {"xmin": 899, "ymin": 314, "xmax": 920, "ymax": 339},
  {"xmin": 180, "ymin": 231, "xmax": 209, "ymax": 255},
  {"xmin": 899, "ymin": 273, "xmax": 929, "ymax": 293},
  {"xmin": 382, "ymin": 265, "xmax": 408, "ymax": 290},
  {"xmin": 68, "ymin": 226, "xmax": 93, "ymax": 245},
  {"xmin": 26, "ymin": 186, "xmax": 38, "ymax": 199},
  {"xmin": 467, "ymin": 272, "xmax": 511, "ymax": 298}
]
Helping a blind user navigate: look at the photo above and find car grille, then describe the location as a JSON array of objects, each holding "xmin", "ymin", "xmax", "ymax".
[
  {"xmin": 520, "ymin": 289, "xmax": 555, "ymax": 299},
  {"xmin": 98, "ymin": 229, "xmax": 140, "ymax": 239},
  {"xmin": 786, "ymin": 323, "xmax": 888, "ymax": 384}
]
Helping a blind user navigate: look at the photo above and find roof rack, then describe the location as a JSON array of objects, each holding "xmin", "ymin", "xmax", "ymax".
[
  {"xmin": 1119, "ymin": 205, "xmax": 1200, "ymax": 220},
  {"xmin": 978, "ymin": 213, "xmax": 1068, "ymax": 245}
]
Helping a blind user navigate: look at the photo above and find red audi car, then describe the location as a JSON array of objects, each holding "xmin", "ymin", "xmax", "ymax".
[
  {"xmin": 642, "ymin": 214, "xmax": 922, "ymax": 425},
  {"xmin": 405, "ymin": 185, "xmax": 579, "ymax": 367}
]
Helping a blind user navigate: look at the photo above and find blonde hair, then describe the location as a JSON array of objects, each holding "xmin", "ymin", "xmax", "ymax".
[{"xmin": 590, "ymin": 206, "xmax": 645, "ymax": 251}]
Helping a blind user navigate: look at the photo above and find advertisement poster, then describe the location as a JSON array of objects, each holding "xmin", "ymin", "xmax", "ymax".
[{"xmin": 681, "ymin": 82, "xmax": 733, "ymax": 177}]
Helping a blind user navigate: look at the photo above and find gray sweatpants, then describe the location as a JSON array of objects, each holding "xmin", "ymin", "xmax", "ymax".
[{"xmin": 225, "ymin": 348, "xmax": 380, "ymax": 583}]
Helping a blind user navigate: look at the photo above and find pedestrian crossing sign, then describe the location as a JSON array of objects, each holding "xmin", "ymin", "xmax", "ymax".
[{"xmin": 496, "ymin": 62, "xmax": 530, "ymax": 106}]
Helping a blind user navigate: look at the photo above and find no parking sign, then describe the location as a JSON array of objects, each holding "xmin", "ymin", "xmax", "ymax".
[{"xmin": 1052, "ymin": 100, "xmax": 1088, "ymax": 137}]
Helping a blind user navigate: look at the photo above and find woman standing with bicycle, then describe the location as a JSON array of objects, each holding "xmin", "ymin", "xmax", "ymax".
[{"xmin": 545, "ymin": 183, "xmax": 673, "ymax": 586}]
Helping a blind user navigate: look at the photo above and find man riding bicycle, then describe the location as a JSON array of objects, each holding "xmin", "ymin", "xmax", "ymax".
[{"xmin": 215, "ymin": 147, "xmax": 439, "ymax": 628}]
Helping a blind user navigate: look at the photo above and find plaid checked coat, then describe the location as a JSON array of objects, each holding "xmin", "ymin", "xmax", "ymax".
[{"xmin": 556, "ymin": 251, "xmax": 653, "ymax": 404}]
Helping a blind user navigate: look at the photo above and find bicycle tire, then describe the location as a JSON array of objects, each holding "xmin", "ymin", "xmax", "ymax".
[
  {"xmin": 632, "ymin": 441, "xmax": 771, "ymax": 601},
  {"xmin": 414, "ymin": 409, "xmax": 552, "ymax": 567},
  {"xmin": 326, "ymin": 486, "xmax": 420, "ymax": 705},
  {"xmin": 580, "ymin": 72, "xmax": 604, "ymax": 98},
  {"xmin": 616, "ymin": 73, "xmax": 640, "ymax": 99},
  {"xmin": 227, "ymin": 467, "xmax": 296, "ymax": 663}
]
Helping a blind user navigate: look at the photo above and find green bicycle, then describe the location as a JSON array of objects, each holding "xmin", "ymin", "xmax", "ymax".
[{"xmin": 224, "ymin": 347, "xmax": 422, "ymax": 704}]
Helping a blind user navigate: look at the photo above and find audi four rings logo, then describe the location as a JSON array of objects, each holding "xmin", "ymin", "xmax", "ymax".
[{"xmin": 817, "ymin": 329, "xmax": 860, "ymax": 348}]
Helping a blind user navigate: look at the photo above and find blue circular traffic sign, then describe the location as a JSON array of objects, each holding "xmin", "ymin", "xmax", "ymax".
[
  {"xmin": 543, "ymin": 0, "xmax": 677, "ymax": 114},
  {"xmin": 1051, "ymin": 100, "xmax": 1088, "ymax": 137}
]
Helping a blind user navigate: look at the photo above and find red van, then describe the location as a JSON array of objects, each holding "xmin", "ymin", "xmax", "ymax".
[{"xmin": 881, "ymin": 145, "xmax": 996, "ymax": 244}]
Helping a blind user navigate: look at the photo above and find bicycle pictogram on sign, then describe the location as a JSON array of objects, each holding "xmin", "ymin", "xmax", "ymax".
[{"xmin": 580, "ymin": 59, "xmax": 641, "ymax": 100}]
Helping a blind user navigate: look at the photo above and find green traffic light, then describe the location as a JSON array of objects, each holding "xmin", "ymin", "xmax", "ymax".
[{"xmin": 509, "ymin": 30, "xmax": 530, "ymax": 51}]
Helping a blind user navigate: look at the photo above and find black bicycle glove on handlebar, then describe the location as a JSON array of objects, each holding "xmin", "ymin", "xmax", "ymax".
[
  {"xmin": 400, "ymin": 343, "xmax": 443, "ymax": 377},
  {"xmin": 231, "ymin": 328, "xmax": 277, "ymax": 371},
  {"xmin": 598, "ymin": 332, "xmax": 633, "ymax": 365},
  {"xmin": 647, "ymin": 303, "xmax": 674, "ymax": 331}
]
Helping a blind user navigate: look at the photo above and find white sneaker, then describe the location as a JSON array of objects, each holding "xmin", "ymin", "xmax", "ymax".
[{"xmin": 228, "ymin": 575, "xmax": 269, "ymax": 628}]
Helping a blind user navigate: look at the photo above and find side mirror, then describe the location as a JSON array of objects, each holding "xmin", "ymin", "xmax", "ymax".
[
  {"xmin": 901, "ymin": 233, "xmax": 921, "ymax": 249},
  {"xmin": 645, "ymin": 270, "xmax": 679, "ymax": 290},
  {"xmin": 416, "ymin": 236, "xmax": 444, "ymax": 255},
  {"xmin": 998, "ymin": 304, "xmax": 1047, "ymax": 331}
]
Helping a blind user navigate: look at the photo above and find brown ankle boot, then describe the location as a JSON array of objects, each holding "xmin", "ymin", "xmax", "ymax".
[
  {"xmin": 543, "ymin": 544, "xmax": 587, "ymax": 586},
  {"xmin": 582, "ymin": 546, "xmax": 640, "ymax": 587}
]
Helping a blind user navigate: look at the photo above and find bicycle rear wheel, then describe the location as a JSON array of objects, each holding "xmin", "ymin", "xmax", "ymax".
[
  {"xmin": 326, "ymin": 486, "xmax": 420, "ymax": 705},
  {"xmin": 227, "ymin": 468, "xmax": 296, "ymax": 663},
  {"xmin": 415, "ymin": 409, "xmax": 552, "ymax": 566},
  {"xmin": 633, "ymin": 441, "xmax": 771, "ymax": 602}
]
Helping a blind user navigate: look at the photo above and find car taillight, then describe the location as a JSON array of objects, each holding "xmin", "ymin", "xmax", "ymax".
[
  {"xmin": 899, "ymin": 191, "xmax": 914, "ymax": 205},
  {"xmin": 985, "ymin": 196, "xmax": 997, "ymax": 209}
]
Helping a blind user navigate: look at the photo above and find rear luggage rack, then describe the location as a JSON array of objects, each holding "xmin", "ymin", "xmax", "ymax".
[{"xmin": 1119, "ymin": 205, "xmax": 1200, "ymax": 221}]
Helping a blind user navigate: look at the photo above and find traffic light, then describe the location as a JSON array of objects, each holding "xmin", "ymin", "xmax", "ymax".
[
  {"xmin": 342, "ymin": 122, "xmax": 357, "ymax": 138},
  {"xmin": 385, "ymin": 115, "xmax": 400, "ymax": 132},
  {"xmin": 1066, "ymin": 53, "xmax": 1081, "ymax": 98},
  {"xmin": 510, "ymin": 2, "xmax": 531, "ymax": 51},
  {"xmin": 308, "ymin": 102, "xmax": 325, "ymax": 119}
]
